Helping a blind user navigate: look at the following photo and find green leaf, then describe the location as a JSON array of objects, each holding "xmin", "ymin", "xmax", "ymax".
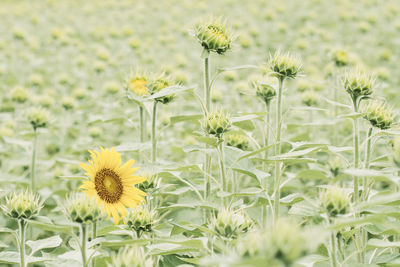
[
  {"xmin": 27, "ymin": 235, "xmax": 62, "ymax": 255},
  {"xmin": 296, "ymin": 254, "xmax": 329, "ymax": 267},
  {"xmin": 170, "ymin": 114, "xmax": 202, "ymax": 125},
  {"xmin": 146, "ymin": 85, "xmax": 195, "ymax": 100},
  {"xmin": 367, "ymin": 238, "xmax": 400, "ymax": 249}
]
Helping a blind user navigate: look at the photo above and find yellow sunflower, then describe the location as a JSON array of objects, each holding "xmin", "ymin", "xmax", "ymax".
[
  {"xmin": 79, "ymin": 147, "xmax": 146, "ymax": 224},
  {"xmin": 128, "ymin": 77, "xmax": 148, "ymax": 97}
]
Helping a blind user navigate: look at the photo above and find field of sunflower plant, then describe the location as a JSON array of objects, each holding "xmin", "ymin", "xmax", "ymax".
[{"xmin": 1, "ymin": 0, "xmax": 400, "ymax": 266}]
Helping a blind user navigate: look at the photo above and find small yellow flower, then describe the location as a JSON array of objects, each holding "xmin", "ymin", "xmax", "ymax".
[{"xmin": 79, "ymin": 147, "xmax": 147, "ymax": 224}]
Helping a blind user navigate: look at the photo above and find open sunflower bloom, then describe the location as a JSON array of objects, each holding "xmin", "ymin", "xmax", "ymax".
[{"xmin": 79, "ymin": 147, "xmax": 147, "ymax": 224}]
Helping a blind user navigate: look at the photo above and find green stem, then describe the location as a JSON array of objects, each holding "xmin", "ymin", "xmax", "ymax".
[
  {"xmin": 81, "ymin": 224, "xmax": 88, "ymax": 267},
  {"xmin": 363, "ymin": 127, "xmax": 373, "ymax": 200},
  {"xmin": 274, "ymin": 77, "xmax": 284, "ymax": 223},
  {"xmin": 330, "ymin": 230, "xmax": 338, "ymax": 267},
  {"xmin": 31, "ymin": 128, "xmax": 38, "ymax": 191},
  {"xmin": 217, "ymin": 140, "xmax": 227, "ymax": 207},
  {"xmin": 139, "ymin": 106, "xmax": 145, "ymax": 143},
  {"xmin": 262, "ymin": 101, "xmax": 271, "ymax": 227},
  {"xmin": 18, "ymin": 219, "xmax": 27, "ymax": 267},
  {"xmin": 203, "ymin": 56, "xmax": 212, "ymax": 203},
  {"xmin": 351, "ymin": 98, "xmax": 361, "ymax": 263},
  {"xmin": 151, "ymin": 101, "xmax": 158, "ymax": 163},
  {"xmin": 352, "ymin": 98, "xmax": 360, "ymax": 203}
]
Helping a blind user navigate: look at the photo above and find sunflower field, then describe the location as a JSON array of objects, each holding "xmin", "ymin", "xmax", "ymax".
[{"xmin": 1, "ymin": 0, "xmax": 400, "ymax": 266}]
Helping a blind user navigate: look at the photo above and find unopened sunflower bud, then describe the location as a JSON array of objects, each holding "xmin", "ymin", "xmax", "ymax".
[
  {"xmin": 104, "ymin": 81, "xmax": 120, "ymax": 95},
  {"xmin": 301, "ymin": 91, "xmax": 318, "ymax": 106},
  {"xmin": 363, "ymin": 101, "xmax": 393, "ymax": 130},
  {"xmin": 137, "ymin": 171, "xmax": 160, "ymax": 192},
  {"xmin": 127, "ymin": 73, "xmax": 148, "ymax": 97},
  {"xmin": 211, "ymin": 208, "xmax": 252, "ymax": 239},
  {"xmin": 331, "ymin": 49, "xmax": 349, "ymax": 67},
  {"xmin": 65, "ymin": 193, "xmax": 100, "ymax": 224},
  {"xmin": 269, "ymin": 51, "xmax": 302, "ymax": 79},
  {"xmin": 61, "ymin": 96, "xmax": 75, "ymax": 110},
  {"xmin": 202, "ymin": 110, "xmax": 231, "ymax": 138},
  {"xmin": 253, "ymin": 81, "xmax": 276, "ymax": 104},
  {"xmin": 225, "ymin": 133, "xmax": 249, "ymax": 150},
  {"xmin": 194, "ymin": 18, "xmax": 232, "ymax": 55},
  {"xmin": 11, "ymin": 86, "xmax": 28, "ymax": 103},
  {"xmin": 329, "ymin": 156, "xmax": 345, "ymax": 177},
  {"xmin": 73, "ymin": 88, "xmax": 87, "ymax": 100},
  {"xmin": 107, "ymin": 246, "xmax": 153, "ymax": 267},
  {"xmin": 27, "ymin": 107, "xmax": 49, "ymax": 130},
  {"xmin": 2, "ymin": 190, "xmax": 42, "ymax": 220},
  {"xmin": 148, "ymin": 76, "xmax": 174, "ymax": 104},
  {"xmin": 343, "ymin": 69, "xmax": 375, "ymax": 101},
  {"xmin": 125, "ymin": 206, "xmax": 157, "ymax": 236},
  {"xmin": 89, "ymin": 126, "xmax": 102, "ymax": 138},
  {"xmin": 320, "ymin": 186, "xmax": 350, "ymax": 217}
]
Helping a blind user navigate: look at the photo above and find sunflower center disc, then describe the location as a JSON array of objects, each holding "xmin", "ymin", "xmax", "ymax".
[{"xmin": 95, "ymin": 168, "xmax": 123, "ymax": 203}]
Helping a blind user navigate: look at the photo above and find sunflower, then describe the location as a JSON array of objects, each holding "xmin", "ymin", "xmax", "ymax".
[
  {"xmin": 127, "ymin": 76, "xmax": 148, "ymax": 97},
  {"xmin": 79, "ymin": 147, "xmax": 147, "ymax": 224}
]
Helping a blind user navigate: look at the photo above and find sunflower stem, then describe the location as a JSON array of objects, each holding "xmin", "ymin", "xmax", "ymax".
[
  {"xmin": 139, "ymin": 106, "xmax": 146, "ymax": 143},
  {"xmin": 274, "ymin": 77, "xmax": 284, "ymax": 224},
  {"xmin": 262, "ymin": 101, "xmax": 271, "ymax": 228},
  {"xmin": 80, "ymin": 223, "xmax": 88, "ymax": 267},
  {"xmin": 151, "ymin": 101, "xmax": 158, "ymax": 163},
  {"xmin": 204, "ymin": 56, "xmax": 211, "ymax": 202},
  {"xmin": 31, "ymin": 128, "xmax": 38, "ymax": 191},
  {"xmin": 18, "ymin": 219, "xmax": 27, "ymax": 267},
  {"xmin": 217, "ymin": 140, "xmax": 227, "ymax": 207}
]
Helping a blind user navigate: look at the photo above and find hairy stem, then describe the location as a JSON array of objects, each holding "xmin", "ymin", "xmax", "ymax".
[
  {"xmin": 31, "ymin": 128, "xmax": 38, "ymax": 191},
  {"xmin": 330, "ymin": 230, "xmax": 338, "ymax": 267},
  {"xmin": 18, "ymin": 219, "xmax": 27, "ymax": 267},
  {"xmin": 151, "ymin": 101, "xmax": 158, "ymax": 163},
  {"xmin": 262, "ymin": 101, "xmax": 271, "ymax": 227},
  {"xmin": 203, "ymin": 56, "xmax": 212, "ymax": 203},
  {"xmin": 217, "ymin": 140, "xmax": 227, "ymax": 207},
  {"xmin": 139, "ymin": 106, "xmax": 145, "ymax": 143},
  {"xmin": 274, "ymin": 77, "xmax": 284, "ymax": 223},
  {"xmin": 81, "ymin": 224, "xmax": 88, "ymax": 267}
]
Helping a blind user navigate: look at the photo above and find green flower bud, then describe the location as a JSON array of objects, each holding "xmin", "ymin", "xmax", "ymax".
[
  {"xmin": 29, "ymin": 74, "xmax": 44, "ymax": 86},
  {"xmin": 107, "ymin": 246, "xmax": 153, "ymax": 267},
  {"xmin": 2, "ymin": 190, "xmax": 42, "ymax": 220},
  {"xmin": 38, "ymin": 95, "xmax": 53, "ymax": 108},
  {"xmin": 11, "ymin": 86, "xmax": 28, "ymax": 103},
  {"xmin": 194, "ymin": 18, "xmax": 232, "ymax": 55},
  {"xmin": 137, "ymin": 171, "xmax": 160, "ymax": 192},
  {"xmin": 343, "ymin": 69, "xmax": 375, "ymax": 101},
  {"xmin": 269, "ymin": 51, "xmax": 302, "ymax": 79},
  {"xmin": 320, "ymin": 186, "xmax": 350, "ymax": 217},
  {"xmin": 331, "ymin": 49, "xmax": 349, "ymax": 67},
  {"xmin": 329, "ymin": 156, "xmax": 345, "ymax": 177},
  {"xmin": 202, "ymin": 110, "xmax": 231, "ymax": 138},
  {"xmin": 392, "ymin": 137, "xmax": 400, "ymax": 168},
  {"xmin": 225, "ymin": 133, "xmax": 249, "ymax": 150},
  {"xmin": 211, "ymin": 208, "xmax": 253, "ymax": 239},
  {"xmin": 253, "ymin": 81, "xmax": 276, "ymax": 104},
  {"xmin": 148, "ymin": 76, "xmax": 174, "ymax": 104},
  {"xmin": 125, "ymin": 206, "xmax": 157, "ymax": 236},
  {"xmin": 363, "ymin": 101, "xmax": 393, "ymax": 130},
  {"xmin": 301, "ymin": 91, "xmax": 318, "ymax": 106},
  {"xmin": 89, "ymin": 126, "xmax": 103, "ymax": 138},
  {"xmin": 104, "ymin": 81, "xmax": 120, "ymax": 95},
  {"xmin": 27, "ymin": 107, "xmax": 49, "ymax": 130},
  {"xmin": 65, "ymin": 193, "xmax": 100, "ymax": 224},
  {"xmin": 61, "ymin": 96, "xmax": 75, "ymax": 110},
  {"xmin": 73, "ymin": 88, "xmax": 87, "ymax": 100},
  {"xmin": 237, "ymin": 218, "xmax": 308, "ymax": 265}
]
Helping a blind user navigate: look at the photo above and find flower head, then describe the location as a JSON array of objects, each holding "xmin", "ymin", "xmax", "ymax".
[
  {"xmin": 108, "ymin": 246, "xmax": 153, "ymax": 267},
  {"xmin": 320, "ymin": 186, "xmax": 350, "ymax": 217},
  {"xmin": 27, "ymin": 107, "xmax": 49, "ymax": 130},
  {"xmin": 126, "ymin": 71, "xmax": 148, "ymax": 97},
  {"xmin": 331, "ymin": 48, "xmax": 349, "ymax": 67},
  {"xmin": 194, "ymin": 17, "xmax": 232, "ymax": 55},
  {"xmin": 148, "ymin": 75, "xmax": 174, "ymax": 104},
  {"xmin": 2, "ymin": 190, "xmax": 42, "ymax": 220},
  {"xmin": 225, "ymin": 133, "xmax": 249, "ymax": 150},
  {"xmin": 79, "ymin": 147, "xmax": 147, "ymax": 224},
  {"xmin": 11, "ymin": 86, "xmax": 28, "ymax": 103},
  {"xmin": 210, "ymin": 208, "xmax": 252, "ymax": 239},
  {"xmin": 202, "ymin": 110, "xmax": 232, "ymax": 139},
  {"xmin": 363, "ymin": 101, "xmax": 393, "ymax": 130},
  {"xmin": 253, "ymin": 81, "xmax": 276, "ymax": 104},
  {"xmin": 65, "ymin": 193, "xmax": 101, "ymax": 224},
  {"xmin": 125, "ymin": 206, "xmax": 157, "ymax": 236},
  {"xmin": 269, "ymin": 51, "xmax": 302, "ymax": 79},
  {"xmin": 343, "ymin": 69, "xmax": 375, "ymax": 101}
]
